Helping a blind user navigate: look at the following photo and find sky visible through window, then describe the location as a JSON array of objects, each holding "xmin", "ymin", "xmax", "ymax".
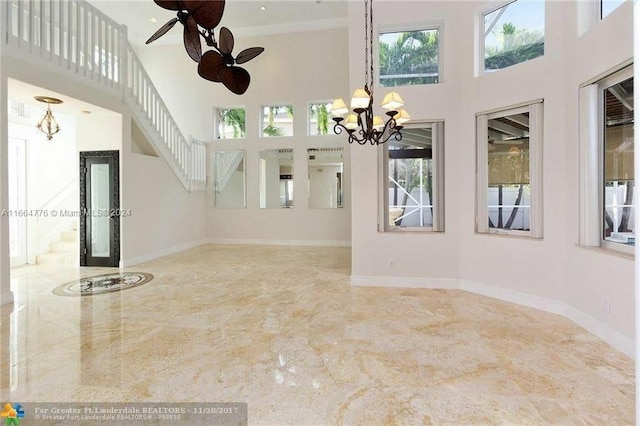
[
  {"xmin": 601, "ymin": 0, "xmax": 625, "ymax": 18},
  {"xmin": 484, "ymin": 0, "xmax": 544, "ymax": 51}
]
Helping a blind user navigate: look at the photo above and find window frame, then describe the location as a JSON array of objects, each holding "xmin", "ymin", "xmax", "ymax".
[
  {"xmin": 478, "ymin": 0, "xmax": 545, "ymax": 76},
  {"xmin": 476, "ymin": 100, "xmax": 544, "ymax": 238},
  {"xmin": 378, "ymin": 120, "xmax": 445, "ymax": 233},
  {"xmin": 579, "ymin": 65, "xmax": 634, "ymax": 255},
  {"xmin": 213, "ymin": 106, "xmax": 246, "ymax": 140},
  {"xmin": 376, "ymin": 21, "xmax": 444, "ymax": 88}
]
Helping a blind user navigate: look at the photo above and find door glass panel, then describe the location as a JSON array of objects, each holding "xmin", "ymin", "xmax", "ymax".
[{"xmin": 90, "ymin": 163, "xmax": 110, "ymax": 257}]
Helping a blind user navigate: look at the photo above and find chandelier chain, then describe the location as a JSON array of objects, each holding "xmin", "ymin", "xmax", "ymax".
[
  {"xmin": 369, "ymin": 0, "xmax": 374, "ymax": 94},
  {"xmin": 364, "ymin": 0, "xmax": 369, "ymax": 89}
]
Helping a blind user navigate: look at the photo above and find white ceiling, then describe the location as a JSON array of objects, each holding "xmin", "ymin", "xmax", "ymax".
[
  {"xmin": 88, "ymin": 0, "xmax": 349, "ymax": 45},
  {"xmin": 8, "ymin": 78, "xmax": 115, "ymax": 118}
]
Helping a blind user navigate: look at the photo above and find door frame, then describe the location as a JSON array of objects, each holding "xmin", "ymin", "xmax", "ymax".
[{"xmin": 79, "ymin": 150, "xmax": 120, "ymax": 267}]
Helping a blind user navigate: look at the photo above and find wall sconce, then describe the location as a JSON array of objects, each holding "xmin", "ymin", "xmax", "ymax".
[{"xmin": 34, "ymin": 96, "xmax": 63, "ymax": 140}]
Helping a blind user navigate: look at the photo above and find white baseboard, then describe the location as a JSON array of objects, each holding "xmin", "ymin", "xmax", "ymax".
[
  {"xmin": 121, "ymin": 240, "xmax": 209, "ymax": 267},
  {"xmin": 351, "ymin": 275, "xmax": 458, "ymax": 289},
  {"xmin": 207, "ymin": 238, "xmax": 351, "ymax": 247},
  {"xmin": 352, "ymin": 276, "xmax": 634, "ymax": 359},
  {"xmin": 1, "ymin": 291, "xmax": 14, "ymax": 306}
]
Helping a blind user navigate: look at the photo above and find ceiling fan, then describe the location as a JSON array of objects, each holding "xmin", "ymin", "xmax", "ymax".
[{"xmin": 146, "ymin": 0, "xmax": 264, "ymax": 95}]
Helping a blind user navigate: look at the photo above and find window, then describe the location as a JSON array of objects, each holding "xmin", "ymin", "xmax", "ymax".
[
  {"xmin": 601, "ymin": 0, "xmax": 625, "ymax": 18},
  {"xmin": 308, "ymin": 102, "xmax": 333, "ymax": 136},
  {"xmin": 212, "ymin": 150, "xmax": 246, "ymax": 208},
  {"xmin": 215, "ymin": 107, "xmax": 246, "ymax": 139},
  {"xmin": 483, "ymin": 0, "xmax": 545, "ymax": 73},
  {"xmin": 603, "ymin": 74, "xmax": 634, "ymax": 246},
  {"xmin": 262, "ymin": 105, "xmax": 293, "ymax": 137},
  {"xmin": 260, "ymin": 149, "xmax": 294, "ymax": 208},
  {"xmin": 380, "ymin": 121, "xmax": 445, "ymax": 231},
  {"xmin": 379, "ymin": 28, "xmax": 440, "ymax": 86},
  {"xmin": 476, "ymin": 101, "xmax": 543, "ymax": 237},
  {"xmin": 579, "ymin": 66, "xmax": 633, "ymax": 252}
]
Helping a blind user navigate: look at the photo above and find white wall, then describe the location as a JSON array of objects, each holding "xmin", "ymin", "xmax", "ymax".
[
  {"xmin": 348, "ymin": 0, "xmax": 634, "ymax": 345},
  {"xmin": 137, "ymin": 28, "xmax": 352, "ymax": 245}
]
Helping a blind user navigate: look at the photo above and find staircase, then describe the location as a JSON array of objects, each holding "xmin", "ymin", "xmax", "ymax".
[
  {"xmin": 36, "ymin": 223, "xmax": 77, "ymax": 266},
  {"xmin": 1, "ymin": 0, "xmax": 207, "ymax": 191}
]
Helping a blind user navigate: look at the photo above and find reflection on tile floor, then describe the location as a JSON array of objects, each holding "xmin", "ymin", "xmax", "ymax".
[{"xmin": 1, "ymin": 245, "xmax": 634, "ymax": 424}]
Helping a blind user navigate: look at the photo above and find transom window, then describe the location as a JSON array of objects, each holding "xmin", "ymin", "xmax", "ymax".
[
  {"xmin": 215, "ymin": 107, "xmax": 246, "ymax": 139},
  {"xmin": 483, "ymin": 0, "xmax": 545, "ymax": 73},
  {"xmin": 379, "ymin": 28, "xmax": 440, "ymax": 87},
  {"xmin": 262, "ymin": 105, "xmax": 293, "ymax": 137},
  {"xmin": 308, "ymin": 102, "xmax": 333, "ymax": 136}
]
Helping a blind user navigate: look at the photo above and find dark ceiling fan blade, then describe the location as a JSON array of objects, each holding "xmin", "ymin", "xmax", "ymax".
[
  {"xmin": 183, "ymin": 15, "xmax": 202, "ymax": 62},
  {"xmin": 154, "ymin": 0, "xmax": 184, "ymax": 11},
  {"xmin": 198, "ymin": 50, "xmax": 225, "ymax": 82},
  {"xmin": 219, "ymin": 66, "xmax": 250, "ymax": 95},
  {"xmin": 219, "ymin": 27, "xmax": 234, "ymax": 55},
  {"xmin": 235, "ymin": 47, "xmax": 264, "ymax": 64},
  {"xmin": 186, "ymin": 0, "xmax": 225, "ymax": 30},
  {"xmin": 145, "ymin": 18, "xmax": 179, "ymax": 44}
]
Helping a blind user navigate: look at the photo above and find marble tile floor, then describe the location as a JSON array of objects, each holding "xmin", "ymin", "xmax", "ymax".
[{"xmin": 1, "ymin": 245, "xmax": 634, "ymax": 425}]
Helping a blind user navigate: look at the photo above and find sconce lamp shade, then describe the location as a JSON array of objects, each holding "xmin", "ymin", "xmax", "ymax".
[
  {"xmin": 344, "ymin": 114, "xmax": 359, "ymax": 130},
  {"xmin": 372, "ymin": 115, "xmax": 384, "ymax": 131},
  {"xmin": 350, "ymin": 88, "xmax": 370, "ymax": 110},
  {"xmin": 380, "ymin": 91, "xmax": 404, "ymax": 110},
  {"xmin": 393, "ymin": 109, "xmax": 411, "ymax": 125},
  {"xmin": 330, "ymin": 98, "xmax": 349, "ymax": 116}
]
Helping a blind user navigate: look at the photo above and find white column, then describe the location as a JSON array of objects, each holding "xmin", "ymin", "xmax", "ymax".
[{"xmin": 0, "ymin": 59, "xmax": 14, "ymax": 306}]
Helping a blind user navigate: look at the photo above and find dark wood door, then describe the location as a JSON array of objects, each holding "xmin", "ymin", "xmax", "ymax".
[{"xmin": 79, "ymin": 151, "xmax": 120, "ymax": 267}]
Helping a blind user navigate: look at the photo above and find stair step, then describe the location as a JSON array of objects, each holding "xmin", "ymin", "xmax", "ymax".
[
  {"xmin": 49, "ymin": 241, "xmax": 77, "ymax": 254},
  {"xmin": 36, "ymin": 252, "xmax": 78, "ymax": 266},
  {"xmin": 61, "ymin": 231, "xmax": 77, "ymax": 242}
]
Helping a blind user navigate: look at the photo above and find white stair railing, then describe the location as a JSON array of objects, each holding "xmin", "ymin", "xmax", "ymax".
[{"xmin": 1, "ymin": 0, "xmax": 206, "ymax": 192}]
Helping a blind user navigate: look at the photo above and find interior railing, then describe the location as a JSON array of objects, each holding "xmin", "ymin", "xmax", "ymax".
[{"xmin": 1, "ymin": 0, "xmax": 206, "ymax": 192}]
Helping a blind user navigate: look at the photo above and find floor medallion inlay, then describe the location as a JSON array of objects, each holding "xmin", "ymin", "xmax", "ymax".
[{"xmin": 52, "ymin": 272, "xmax": 153, "ymax": 296}]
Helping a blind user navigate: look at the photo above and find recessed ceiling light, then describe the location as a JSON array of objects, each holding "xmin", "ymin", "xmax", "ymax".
[
  {"xmin": 149, "ymin": 17, "xmax": 158, "ymax": 23},
  {"xmin": 81, "ymin": 110, "xmax": 92, "ymax": 115},
  {"xmin": 260, "ymin": 5, "xmax": 266, "ymax": 11}
]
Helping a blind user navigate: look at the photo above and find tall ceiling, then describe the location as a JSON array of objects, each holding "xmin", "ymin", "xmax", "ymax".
[{"xmin": 88, "ymin": 0, "xmax": 349, "ymax": 45}]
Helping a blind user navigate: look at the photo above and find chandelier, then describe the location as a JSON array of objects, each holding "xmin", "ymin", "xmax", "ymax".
[
  {"xmin": 330, "ymin": 0, "xmax": 410, "ymax": 145},
  {"xmin": 34, "ymin": 96, "xmax": 63, "ymax": 140}
]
